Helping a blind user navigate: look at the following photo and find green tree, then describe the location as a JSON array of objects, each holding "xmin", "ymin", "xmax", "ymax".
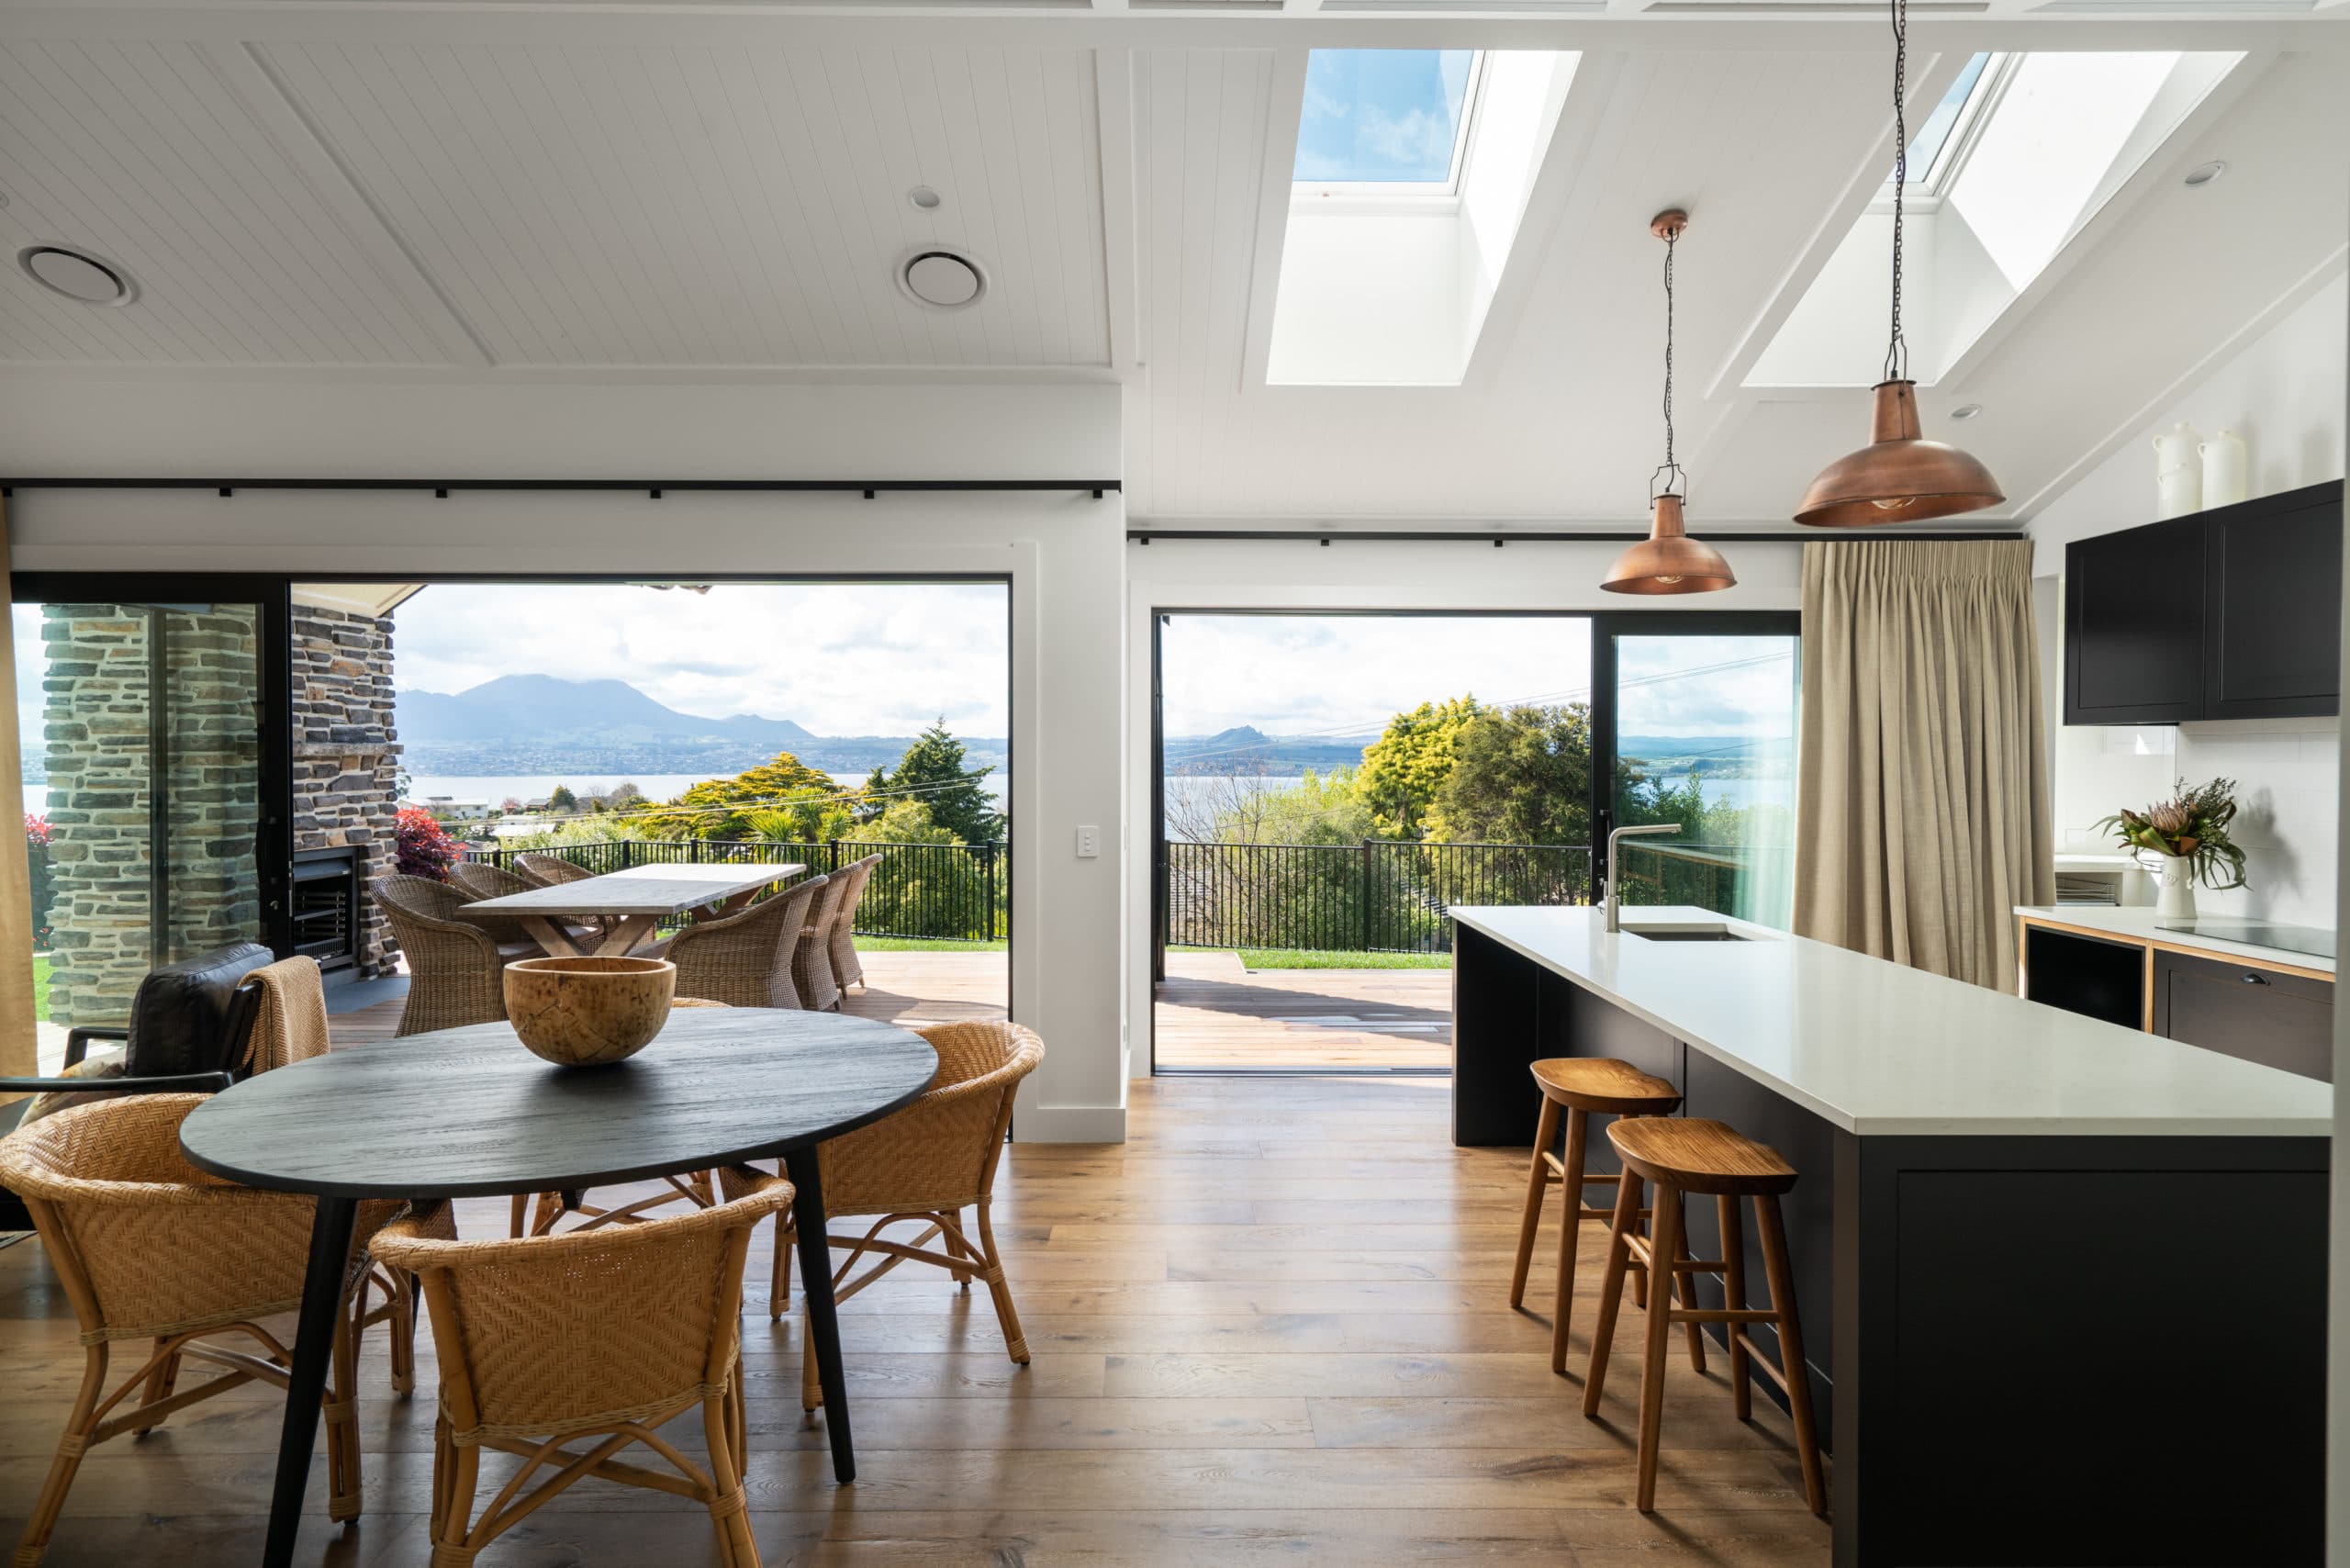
[
  {"xmin": 851, "ymin": 765, "xmax": 890, "ymax": 825},
  {"xmin": 844, "ymin": 801, "xmax": 1001, "ymax": 938},
  {"xmin": 628, "ymin": 752, "xmax": 839, "ymax": 840},
  {"xmin": 1237, "ymin": 767, "xmax": 1375, "ymax": 846},
  {"xmin": 874, "ymin": 720, "xmax": 1002, "ymax": 845},
  {"xmin": 1354, "ymin": 696, "xmax": 1483, "ymax": 839},
  {"xmin": 546, "ymin": 783, "xmax": 577, "ymax": 813},
  {"xmin": 742, "ymin": 796, "xmax": 851, "ymax": 847},
  {"xmin": 1426, "ymin": 703, "xmax": 1595, "ymax": 846}
]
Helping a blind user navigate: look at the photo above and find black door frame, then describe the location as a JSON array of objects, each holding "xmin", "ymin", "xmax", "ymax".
[
  {"xmin": 12, "ymin": 572, "xmax": 297, "ymax": 962},
  {"xmin": 1147, "ymin": 606, "xmax": 1802, "ymax": 1075}
]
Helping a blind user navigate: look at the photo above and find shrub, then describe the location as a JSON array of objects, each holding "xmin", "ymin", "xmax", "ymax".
[{"xmin": 396, "ymin": 805, "xmax": 464, "ymax": 881}]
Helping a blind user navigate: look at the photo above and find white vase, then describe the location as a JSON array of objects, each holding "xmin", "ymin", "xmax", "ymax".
[
  {"xmin": 2153, "ymin": 853, "xmax": 2197, "ymax": 926},
  {"xmin": 2199, "ymin": 429, "xmax": 2248, "ymax": 508},
  {"xmin": 2154, "ymin": 422, "xmax": 2201, "ymax": 519}
]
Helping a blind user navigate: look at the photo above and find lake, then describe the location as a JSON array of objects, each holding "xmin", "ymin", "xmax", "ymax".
[{"xmin": 1160, "ymin": 771, "xmax": 1785, "ymax": 837}]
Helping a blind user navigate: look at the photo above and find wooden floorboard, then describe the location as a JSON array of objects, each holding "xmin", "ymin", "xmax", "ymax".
[
  {"xmin": 0, "ymin": 1072, "xmax": 1830, "ymax": 1565},
  {"xmin": 1153, "ymin": 950, "xmax": 1452, "ymax": 1071}
]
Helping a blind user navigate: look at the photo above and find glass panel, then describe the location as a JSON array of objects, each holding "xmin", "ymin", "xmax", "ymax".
[
  {"xmin": 1294, "ymin": 50, "xmax": 1478, "ymax": 185},
  {"xmin": 17, "ymin": 599, "xmax": 264, "ymax": 1036},
  {"xmin": 1610, "ymin": 633, "xmax": 1799, "ymax": 929},
  {"xmin": 1898, "ymin": 50, "xmax": 1993, "ymax": 186}
]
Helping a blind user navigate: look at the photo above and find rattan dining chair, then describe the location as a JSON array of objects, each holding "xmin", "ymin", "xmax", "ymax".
[
  {"xmin": 0, "ymin": 1094, "xmax": 433, "ymax": 1564},
  {"xmin": 790, "ymin": 872, "xmax": 852, "ymax": 1013},
  {"xmin": 666, "ymin": 875, "xmax": 827, "ymax": 1010},
  {"xmin": 512, "ymin": 853, "xmax": 595, "ymax": 889},
  {"xmin": 369, "ymin": 873, "xmax": 511, "ymax": 1036},
  {"xmin": 373, "ymin": 1170, "xmax": 796, "ymax": 1568},
  {"xmin": 824, "ymin": 854, "xmax": 884, "ymax": 995},
  {"xmin": 725, "ymin": 1021, "xmax": 1044, "ymax": 1409}
]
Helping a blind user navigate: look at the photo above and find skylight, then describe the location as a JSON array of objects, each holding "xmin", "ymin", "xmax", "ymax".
[
  {"xmin": 1294, "ymin": 50, "xmax": 1481, "ymax": 192},
  {"xmin": 1896, "ymin": 51, "xmax": 1996, "ymax": 192}
]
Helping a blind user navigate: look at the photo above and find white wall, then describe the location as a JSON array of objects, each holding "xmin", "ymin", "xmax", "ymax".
[
  {"xmin": 0, "ymin": 377, "xmax": 1131, "ymax": 1141},
  {"xmin": 2032, "ymin": 274, "xmax": 2348, "ymax": 928},
  {"xmin": 1121, "ymin": 533, "xmax": 1804, "ymax": 1074}
]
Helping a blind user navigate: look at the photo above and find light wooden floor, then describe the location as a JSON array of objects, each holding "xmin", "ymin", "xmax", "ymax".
[
  {"xmin": 1154, "ymin": 949, "xmax": 1453, "ymax": 1071},
  {"xmin": 0, "ymin": 1074, "xmax": 1830, "ymax": 1566}
]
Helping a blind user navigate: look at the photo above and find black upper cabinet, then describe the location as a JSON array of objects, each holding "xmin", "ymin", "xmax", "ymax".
[{"xmin": 2064, "ymin": 480, "xmax": 2343, "ymax": 724}]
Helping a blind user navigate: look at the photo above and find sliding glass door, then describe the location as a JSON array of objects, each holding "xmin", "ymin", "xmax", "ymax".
[
  {"xmin": 14, "ymin": 577, "xmax": 289, "ymax": 1034},
  {"xmin": 1594, "ymin": 613, "xmax": 1801, "ymax": 929}
]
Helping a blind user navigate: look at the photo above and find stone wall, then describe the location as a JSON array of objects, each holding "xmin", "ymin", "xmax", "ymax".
[
  {"xmin": 41, "ymin": 605, "xmax": 263, "ymax": 1025},
  {"xmin": 291, "ymin": 605, "xmax": 402, "ymax": 980}
]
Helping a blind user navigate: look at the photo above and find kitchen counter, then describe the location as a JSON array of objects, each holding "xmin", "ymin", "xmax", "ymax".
[
  {"xmin": 1449, "ymin": 904, "xmax": 2328, "ymax": 1568},
  {"xmin": 1453, "ymin": 904, "xmax": 2330, "ymax": 1137},
  {"xmin": 2015, "ymin": 902, "xmax": 2336, "ymax": 973}
]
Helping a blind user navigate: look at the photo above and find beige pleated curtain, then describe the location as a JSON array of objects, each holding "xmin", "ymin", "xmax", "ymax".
[
  {"xmin": 0, "ymin": 501, "xmax": 36, "ymax": 1097},
  {"xmin": 1794, "ymin": 539, "xmax": 2054, "ymax": 992}
]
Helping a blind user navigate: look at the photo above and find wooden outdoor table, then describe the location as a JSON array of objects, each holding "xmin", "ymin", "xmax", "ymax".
[
  {"xmin": 464, "ymin": 861, "xmax": 808, "ymax": 958},
  {"xmin": 177, "ymin": 1008, "xmax": 936, "ymax": 1568}
]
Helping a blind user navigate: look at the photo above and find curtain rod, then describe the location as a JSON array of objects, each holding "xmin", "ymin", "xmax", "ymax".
[
  {"xmin": 0, "ymin": 477, "xmax": 1120, "ymax": 500},
  {"xmin": 1126, "ymin": 527, "xmax": 2020, "ymax": 544}
]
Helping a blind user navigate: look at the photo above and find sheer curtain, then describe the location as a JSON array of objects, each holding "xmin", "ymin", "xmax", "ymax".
[
  {"xmin": 0, "ymin": 502, "xmax": 35, "ymax": 1096},
  {"xmin": 1794, "ymin": 539, "xmax": 2054, "ymax": 991}
]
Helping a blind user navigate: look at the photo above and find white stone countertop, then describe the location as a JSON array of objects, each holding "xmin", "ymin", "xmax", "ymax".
[
  {"xmin": 1451, "ymin": 905, "xmax": 2332, "ymax": 1138},
  {"xmin": 2014, "ymin": 904, "xmax": 2335, "ymax": 976}
]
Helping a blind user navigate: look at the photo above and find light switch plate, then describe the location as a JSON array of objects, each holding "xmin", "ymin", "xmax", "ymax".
[{"xmin": 1076, "ymin": 824, "xmax": 1102, "ymax": 858}]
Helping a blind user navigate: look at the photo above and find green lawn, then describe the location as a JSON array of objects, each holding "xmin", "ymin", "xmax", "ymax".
[
  {"xmin": 31, "ymin": 952, "xmax": 50, "ymax": 1022},
  {"xmin": 1237, "ymin": 948, "xmax": 1453, "ymax": 971},
  {"xmin": 852, "ymin": 936, "xmax": 1008, "ymax": 953}
]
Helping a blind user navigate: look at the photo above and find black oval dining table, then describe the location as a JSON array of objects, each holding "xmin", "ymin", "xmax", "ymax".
[{"xmin": 177, "ymin": 1008, "xmax": 939, "ymax": 1568}]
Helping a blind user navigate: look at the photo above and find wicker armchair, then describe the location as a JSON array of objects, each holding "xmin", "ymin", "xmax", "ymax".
[
  {"xmin": 825, "ymin": 854, "xmax": 884, "ymax": 994},
  {"xmin": 666, "ymin": 875, "xmax": 826, "ymax": 1010},
  {"xmin": 0, "ymin": 1095, "xmax": 420, "ymax": 1563},
  {"xmin": 790, "ymin": 872, "xmax": 852, "ymax": 1013},
  {"xmin": 514, "ymin": 853, "xmax": 596, "ymax": 889},
  {"xmin": 374, "ymin": 1170, "xmax": 796, "ymax": 1568},
  {"xmin": 370, "ymin": 874, "xmax": 510, "ymax": 1036},
  {"xmin": 727, "ymin": 1021, "xmax": 1045, "ymax": 1410}
]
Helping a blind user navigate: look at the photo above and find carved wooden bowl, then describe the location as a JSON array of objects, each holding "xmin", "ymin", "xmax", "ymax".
[{"xmin": 503, "ymin": 957, "xmax": 677, "ymax": 1067}]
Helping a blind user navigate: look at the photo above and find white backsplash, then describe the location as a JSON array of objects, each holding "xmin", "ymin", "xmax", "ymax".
[{"xmin": 2053, "ymin": 718, "xmax": 2339, "ymax": 928}]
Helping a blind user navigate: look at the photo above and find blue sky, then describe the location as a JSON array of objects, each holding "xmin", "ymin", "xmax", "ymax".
[{"xmin": 1294, "ymin": 50, "xmax": 1475, "ymax": 185}]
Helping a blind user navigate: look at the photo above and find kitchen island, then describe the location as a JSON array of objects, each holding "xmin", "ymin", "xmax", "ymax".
[{"xmin": 1452, "ymin": 904, "xmax": 2331, "ymax": 1568}]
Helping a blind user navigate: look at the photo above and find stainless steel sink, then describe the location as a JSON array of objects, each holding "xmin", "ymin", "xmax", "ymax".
[{"xmin": 1621, "ymin": 924, "xmax": 1751, "ymax": 943}]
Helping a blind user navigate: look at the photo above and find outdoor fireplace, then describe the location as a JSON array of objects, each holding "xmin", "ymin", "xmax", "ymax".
[
  {"xmin": 288, "ymin": 590, "xmax": 410, "ymax": 981},
  {"xmin": 292, "ymin": 846, "xmax": 363, "ymax": 972}
]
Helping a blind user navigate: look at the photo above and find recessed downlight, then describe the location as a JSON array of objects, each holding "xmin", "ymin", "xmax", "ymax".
[
  {"xmin": 2184, "ymin": 160, "xmax": 2228, "ymax": 188},
  {"xmin": 1950, "ymin": 403, "xmax": 1985, "ymax": 421},
  {"xmin": 899, "ymin": 249, "xmax": 985, "ymax": 310},
  {"xmin": 20, "ymin": 245, "xmax": 132, "ymax": 306},
  {"xmin": 908, "ymin": 185, "xmax": 942, "ymax": 211}
]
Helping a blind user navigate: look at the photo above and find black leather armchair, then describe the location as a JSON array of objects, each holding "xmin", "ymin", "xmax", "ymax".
[{"xmin": 2, "ymin": 943, "xmax": 277, "ymax": 1228}]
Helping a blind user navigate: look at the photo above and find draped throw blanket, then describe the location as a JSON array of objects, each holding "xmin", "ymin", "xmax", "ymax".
[
  {"xmin": 1795, "ymin": 539, "xmax": 2055, "ymax": 992},
  {"xmin": 0, "ymin": 499, "xmax": 36, "ymax": 1098}
]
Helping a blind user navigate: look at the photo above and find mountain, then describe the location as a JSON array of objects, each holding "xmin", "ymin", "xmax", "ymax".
[
  {"xmin": 395, "ymin": 676, "xmax": 1002, "ymax": 777},
  {"xmin": 1164, "ymin": 725, "xmax": 1382, "ymax": 773}
]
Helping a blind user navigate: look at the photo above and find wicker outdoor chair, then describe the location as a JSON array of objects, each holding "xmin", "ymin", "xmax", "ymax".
[
  {"xmin": 725, "ymin": 1020, "xmax": 1044, "ymax": 1409},
  {"xmin": 666, "ymin": 874, "xmax": 827, "ymax": 1010},
  {"xmin": 0, "ymin": 1094, "xmax": 432, "ymax": 1564},
  {"xmin": 370, "ymin": 873, "xmax": 511, "ymax": 1036},
  {"xmin": 824, "ymin": 854, "xmax": 884, "ymax": 995},
  {"xmin": 790, "ymin": 871, "xmax": 852, "ymax": 1013},
  {"xmin": 514, "ymin": 853, "xmax": 595, "ymax": 889},
  {"xmin": 374, "ymin": 1170, "xmax": 796, "ymax": 1568}
]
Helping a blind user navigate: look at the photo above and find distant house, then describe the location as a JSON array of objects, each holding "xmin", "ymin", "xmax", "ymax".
[{"xmin": 421, "ymin": 795, "xmax": 490, "ymax": 822}]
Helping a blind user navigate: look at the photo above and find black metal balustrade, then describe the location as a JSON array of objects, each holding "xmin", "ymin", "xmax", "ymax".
[
  {"xmin": 472, "ymin": 839, "xmax": 1008, "ymax": 942},
  {"xmin": 1163, "ymin": 840, "xmax": 1594, "ymax": 954}
]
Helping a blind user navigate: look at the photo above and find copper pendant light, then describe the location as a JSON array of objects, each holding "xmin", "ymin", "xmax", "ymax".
[
  {"xmin": 1604, "ymin": 210, "xmax": 1735, "ymax": 595},
  {"xmin": 1793, "ymin": 0, "xmax": 2002, "ymax": 528}
]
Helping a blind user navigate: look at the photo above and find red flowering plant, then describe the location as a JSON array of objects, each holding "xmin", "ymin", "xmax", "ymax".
[
  {"xmin": 25, "ymin": 812, "xmax": 50, "ymax": 847},
  {"xmin": 396, "ymin": 804, "xmax": 464, "ymax": 881}
]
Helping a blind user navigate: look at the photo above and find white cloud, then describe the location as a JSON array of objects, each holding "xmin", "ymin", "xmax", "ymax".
[{"xmin": 388, "ymin": 582, "xmax": 1010, "ymax": 737}]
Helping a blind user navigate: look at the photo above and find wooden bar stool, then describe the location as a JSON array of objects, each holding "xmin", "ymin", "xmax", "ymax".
[
  {"xmin": 1508, "ymin": 1058, "xmax": 1692, "ymax": 1374},
  {"xmin": 1582, "ymin": 1116, "xmax": 1827, "ymax": 1518}
]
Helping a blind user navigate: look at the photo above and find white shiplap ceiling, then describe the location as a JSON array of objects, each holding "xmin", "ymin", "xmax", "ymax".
[{"xmin": 0, "ymin": 5, "xmax": 2341, "ymax": 527}]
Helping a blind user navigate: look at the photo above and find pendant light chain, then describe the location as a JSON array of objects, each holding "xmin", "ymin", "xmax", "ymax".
[
  {"xmin": 1652, "ymin": 221, "xmax": 1686, "ymax": 501},
  {"xmin": 1884, "ymin": 0, "xmax": 1909, "ymax": 384}
]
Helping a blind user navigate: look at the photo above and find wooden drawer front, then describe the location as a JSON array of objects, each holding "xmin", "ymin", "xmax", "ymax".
[{"xmin": 2152, "ymin": 949, "xmax": 2333, "ymax": 1081}]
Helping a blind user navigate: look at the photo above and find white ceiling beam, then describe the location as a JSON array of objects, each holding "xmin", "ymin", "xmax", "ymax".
[
  {"xmin": 2, "ymin": 9, "xmax": 2339, "ymax": 52},
  {"xmin": 1237, "ymin": 47, "xmax": 1310, "ymax": 391},
  {"xmin": 1095, "ymin": 46, "xmax": 1144, "ymax": 375},
  {"xmin": 199, "ymin": 41, "xmax": 494, "ymax": 369}
]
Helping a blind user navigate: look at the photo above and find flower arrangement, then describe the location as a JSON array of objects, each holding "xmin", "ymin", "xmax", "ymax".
[{"xmin": 2094, "ymin": 777, "xmax": 2247, "ymax": 890}]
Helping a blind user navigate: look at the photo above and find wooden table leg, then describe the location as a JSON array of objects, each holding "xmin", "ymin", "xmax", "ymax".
[
  {"xmin": 263, "ymin": 1193, "xmax": 357, "ymax": 1568},
  {"xmin": 518, "ymin": 915, "xmax": 584, "ymax": 958},
  {"xmin": 784, "ymin": 1147, "xmax": 856, "ymax": 1483},
  {"xmin": 592, "ymin": 915, "xmax": 659, "ymax": 958}
]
